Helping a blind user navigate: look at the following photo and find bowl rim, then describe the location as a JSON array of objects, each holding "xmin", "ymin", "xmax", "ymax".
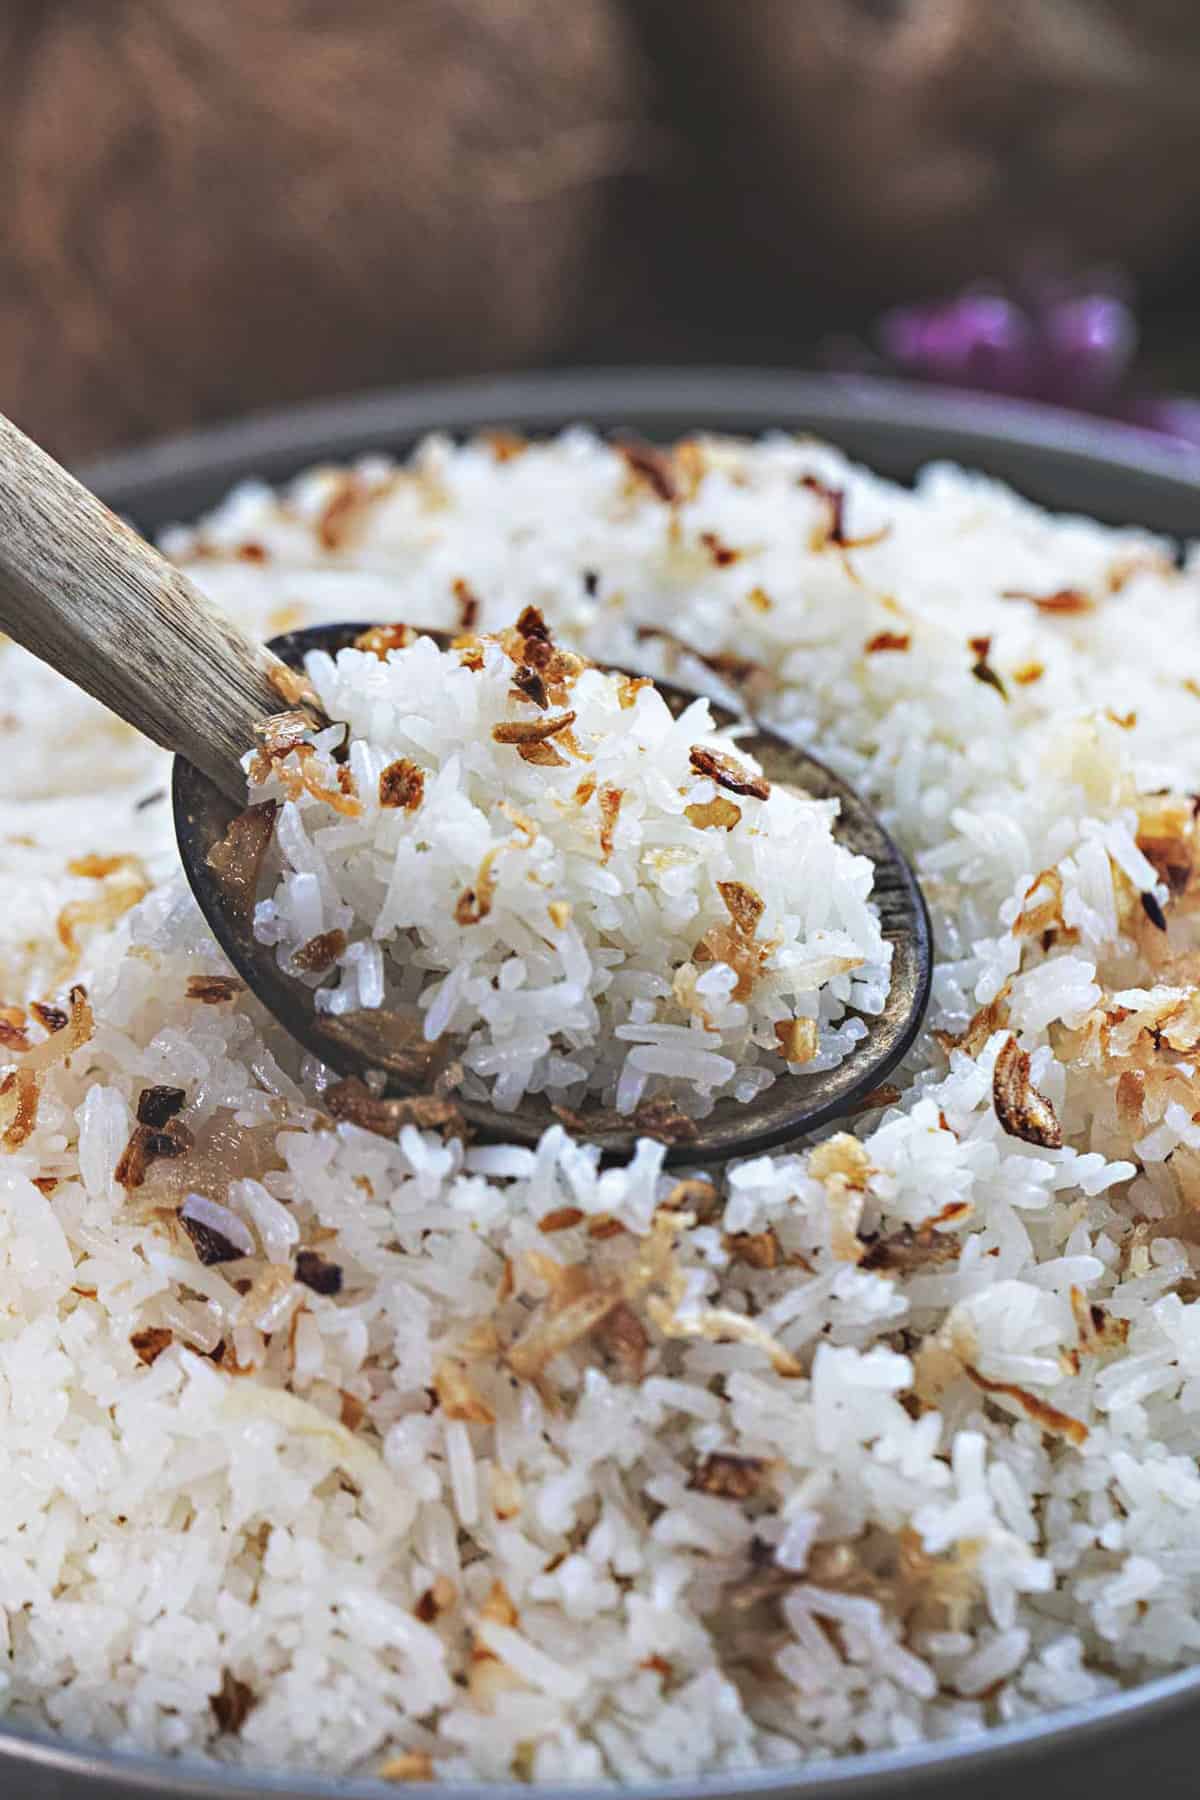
[
  {"xmin": 10, "ymin": 364, "xmax": 1195, "ymax": 1800},
  {"xmin": 80, "ymin": 366, "xmax": 1200, "ymax": 523}
]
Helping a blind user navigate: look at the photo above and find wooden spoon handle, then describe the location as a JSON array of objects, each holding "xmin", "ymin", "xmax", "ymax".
[{"xmin": 0, "ymin": 411, "xmax": 290, "ymax": 802}]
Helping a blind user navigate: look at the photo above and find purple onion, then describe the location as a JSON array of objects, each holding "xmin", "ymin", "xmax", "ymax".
[
  {"xmin": 1041, "ymin": 293, "xmax": 1137, "ymax": 404},
  {"xmin": 850, "ymin": 272, "xmax": 1195, "ymax": 450},
  {"xmin": 880, "ymin": 294, "xmax": 1036, "ymax": 395}
]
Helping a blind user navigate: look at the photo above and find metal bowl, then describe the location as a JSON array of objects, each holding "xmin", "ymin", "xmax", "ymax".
[{"xmin": 9, "ymin": 370, "xmax": 1197, "ymax": 1800}]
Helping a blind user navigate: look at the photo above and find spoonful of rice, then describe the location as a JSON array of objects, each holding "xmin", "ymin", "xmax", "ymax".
[{"xmin": 0, "ymin": 410, "xmax": 930, "ymax": 1161}]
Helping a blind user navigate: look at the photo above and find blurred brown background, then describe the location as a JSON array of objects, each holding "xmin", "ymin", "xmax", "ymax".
[{"xmin": 5, "ymin": 0, "xmax": 1200, "ymax": 461}]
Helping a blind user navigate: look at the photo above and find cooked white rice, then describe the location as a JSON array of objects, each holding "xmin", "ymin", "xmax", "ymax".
[
  {"xmin": 248, "ymin": 626, "xmax": 889, "ymax": 1117},
  {"xmin": 2, "ymin": 429, "xmax": 1200, "ymax": 1781}
]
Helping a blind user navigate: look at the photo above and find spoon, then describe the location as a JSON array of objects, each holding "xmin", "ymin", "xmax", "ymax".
[{"xmin": 0, "ymin": 410, "xmax": 931, "ymax": 1162}]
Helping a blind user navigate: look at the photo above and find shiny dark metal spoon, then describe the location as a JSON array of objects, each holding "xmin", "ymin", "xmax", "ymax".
[
  {"xmin": 0, "ymin": 409, "xmax": 929, "ymax": 1164},
  {"xmin": 174, "ymin": 621, "xmax": 931, "ymax": 1163}
]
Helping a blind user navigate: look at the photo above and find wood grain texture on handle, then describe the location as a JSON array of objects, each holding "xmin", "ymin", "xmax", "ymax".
[{"xmin": 0, "ymin": 411, "xmax": 290, "ymax": 801}]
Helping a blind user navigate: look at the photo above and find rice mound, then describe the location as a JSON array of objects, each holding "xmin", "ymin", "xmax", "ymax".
[
  {"xmin": 2, "ymin": 430, "xmax": 1200, "ymax": 1781},
  {"xmin": 250, "ymin": 618, "xmax": 888, "ymax": 1117}
]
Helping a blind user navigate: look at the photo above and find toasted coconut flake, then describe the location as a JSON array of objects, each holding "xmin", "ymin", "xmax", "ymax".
[
  {"xmin": 467, "ymin": 1580, "xmax": 524, "ymax": 1705},
  {"xmin": 414, "ymin": 1573, "xmax": 457, "ymax": 1622},
  {"xmin": 587, "ymin": 1215, "xmax": 626, "ymax": 1241},
  {"xmin": 662, "ymin": 1177, "xmax": 719, "ymax": 1218},
  {"xmin": 489, "ymin": 1465, "xmax": 523, "ymax": 1521},
  {"xmin": 455, "ymin": 849, "xmax": 501, "ymax": 926},
  {"xmin": 339, "ymin": 1389, "xmax": 367, "ymax": 1432},
  {"xmin": 774, "ymin": 1017, "xmax": 818, "ymax": 1064},
  {"xmin": 598, "ymin": 786, "xmax": 623, "ymax": 862},
  {"xmin": 809, "ymin": 1134, "xmax": 871, "ymax": 1189},
  {"xmin": 718, "ymin": 880, "xmax": 765, "ymax": 938},
  {"xmin": 693, "ymin": 923, "xmax": 770, "ymax": 1002},
  {"xmin": 484, "ymin": 429, "xmax": 527, "ymax": 463},
  {"xmin": 354, "ymin": 622, "xmax": 416, "ymax": 659},
  {"xmin": 326, "ymin": 1077, "xmax": 464, "ymax": 1142},
  {"xmin": 1, "ymin": 1067, "xmax": 37, "ymax": 1149},
  {"xmin": 690, "ymin": 1453, "xmax": 767, "ymax": 1499},
  {"xmin": 992, "ymin": 1034, "xmax": 1063, "ymax": 1148},
  {"xmin": 848, "ymin": 1082, "xmax": 902, "ymax": 1114},
  {"xmin": 769, "ymin": 1529, "xmax": 980, "ymax": 1635},
  {"xmin": 810, "ymin": 1132, "xmax": 872, "ymax": 1262},
  {"xmin": 379, "ymin": 759, "xmax": 426, "ymax": 812},
  {"xmin": 452, "ymin": 577, "xmax": 481, "ymax": 631},
  {"xmin": 965, "ymin": 1364, "xmax": 1087, "ymax": 1445},
  {"xmin": 689, "ymin": 746, "xmax": 769, "ymax": 800},
  {"xmin": 617, "ymin": 439, "xmax": 678, "ymax": 503},
  {"xmin": 506, "ymin": 1286, "xmax": 624, "ymax": 1382},
  {"xmin": 797, "ymin": 474, "xmax": 890, "ymax": 551},
  {"xmin": 865, "ymin": 631, "xmax": 910, "ymax": 653},
  {"xmin": 935, "ymin": 982, "xmax": 1012, "ymax": 1059},
  {"xmin": 8, "ymin": 985, "xmax": 93, "ymax": 1078},
  {"xmin": 924, "ymin": 1199, "xmax": 973, "ymax": 1228},
  {"xmin": 1001, "ymin": 586, "xmax": 1093, "ymax": 614},
  {"xmin": 507, "ymin": 605, "xmax": 550, "ymax": 652},
  {"xmin": 970, "ymin": 646, "xmax": 1008, "ymax": 700},
  {"xmin": 493, "ymin": 710, "xmax": 576, "ymax": 747},
  {"xmin": 210, "ymin": 1669, "xmax": 256, "ymax": 1736},
  {"xmin": 206, "ymin": 801, "xmax": 278, "ymax": 924},
  {"xmin": 130, "ymin": 1326, "xmax": 173, "ymax": 1367},
  {"xmin": 685, "ymin": 796, "xmax": 742, "ymax": 832},
  {"xmin": 725, "ymin": 1228, "xmax": 782, "ymax": 1270},
  {"xmin": 517, "ymin": 739, "xmax": 567, "ymax": 767},
  {"xmin": 179, "ymin": 1208, "xmax": 243, "ymax": 1267},
  {"xmin": 553, "ymin": 1092, "xmax": 700, "ymax": 1146},
  {"xmin": 538, "ymin": 1206, "xmax": 584, "ymax": 1234},
  {"xmin": 597, "ymin": 1301, "xmax": 649, "ymax": 1381},
  {"xmin": 1116, "ymin": 1067, "xmax": 1146, "ymax": 1130},
  {"xmin": 315, "ymin": 472, "xmax": 369, "ymax": 551},
  {"xmin": 479, "ymin": 1578, "xmax": 518, "ymax": 1631},
  {"xmin": 379, "ymin": 1753, "xmax": 435, "ymax": 1783},
  {"xmin": 292, "ymin": 928, "xmax": 348, "ymax": 974},
  {"xmin": 253, "ymin": 711, "xmax": 312, "ymax": 758},
  {"xmin": 515, "ymin": 1249, "xmax": 590, "ymax": 1307},
  {"xmin": 861, "ymin": 1226, "xmax": 963, "ymax": 1274},
  {"xmin": 300, "ymin": 760, "xmax": 362, "ymax": 816},
  {"xmin": 434, "ymin": 1357, "xmax": 495, "ymax": 1424},
  {"xmin": 1137, "ymin": 831, "xmax": 1193, "ymax": 899},
  {"xmin": 57, "ymin": 855, "xmax": 151, "ymax": 957},
  {"xmin": 30, "ymin": 1001, "xmax": 68, "ymax": 1034},
  {"xmin": 294, "ymin": 1249, "xmax": 344, "ymax": 1296},
  {"xmin": 0, "ymin": 1011, "xmax": 30, "ymax": 1054},
  {"xmin": 630, "ymin": 1094, "xmax": 700, "ymax": 1143},
  {"xmin": 700, "ymin": 529, "xmax": 741, "ymax": 567},
  {"xmin": 512, "ymin": 665, "xmax": 549, "ymax": 709},
  {"xmin": 647, "ymin": 1296, "xmax": 803, "ymax": 1377},
  {"xmin": 68, "ymin": 852, "xmax": 137, "ymax": 879},
  {"xmin": 266, "ymin": 661, "xmax": 320, "ymax": 711},
  {"xmin": 115, "ymin": 1115, "xmax": 194, "ymax": 1190},
  {"xmin": 1070, "ymin": 1285, "xmax": 1130, "ymax": 1354},
  {"xmin": 186, "ymin": 975, "xmax": 244, "ymax": 1004},
  {"xmin": 1013, "ymin": 869, "xmax": 1066, "ymax": 939}
]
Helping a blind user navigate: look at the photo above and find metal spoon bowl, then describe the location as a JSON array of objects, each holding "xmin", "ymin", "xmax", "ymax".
[{"xmin": 174, "ymin": 620, "xmax": 932, "ymax": 1163}]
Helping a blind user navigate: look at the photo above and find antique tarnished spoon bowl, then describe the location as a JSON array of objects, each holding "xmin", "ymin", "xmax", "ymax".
[{"xmin": 0, "ymin": 409, "xmax": 930, "ymax": 1163}]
